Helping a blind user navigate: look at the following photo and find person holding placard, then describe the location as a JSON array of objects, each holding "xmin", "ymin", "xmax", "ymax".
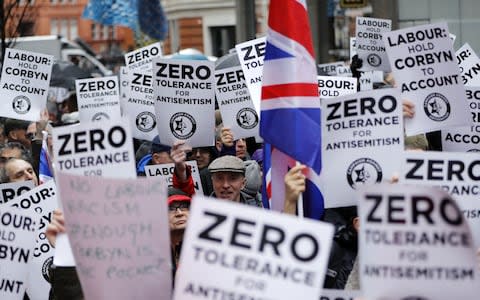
[{"xmin": 136, "ymin": 136, "xmax": 173, "ymax": 176}]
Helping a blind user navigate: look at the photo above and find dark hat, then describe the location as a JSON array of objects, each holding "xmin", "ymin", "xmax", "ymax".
[
  {"xmin": 4, "ymin": 119, "xmax": 30, "ymax": 136},
  {"xmin": 208, "ymin": 155, "xmax": 245, "ymax": 175},
  {"xmin": 167, "ymin": 187, "xmax": 191, "ymax": 205},
  {"xmin": 151, "ymin": 135, "xmax": 171, "ymax": 154}
]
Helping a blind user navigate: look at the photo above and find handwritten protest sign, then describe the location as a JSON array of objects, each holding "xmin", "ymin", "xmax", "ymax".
[
  {"xmin": 0, "ymin": 181, "xmax": 34, "ymax": 205},
  {"xmin": 153, "ymin": 58, "xmax": 215, "ymax": 147},
  {"xmin": 52, "ymin": 119, "xmax": 136, "ymax": 178},
  {"xmin": 57, "ymin": 173, "xmax": 171, "ymax": 300},
  {"xmin": 145, "ymin": 160, "xmax": 204, "ymax": 195},
  {"xmin": 8, "ymin": 181, "xmax": 57, "ymax": 300},
  {"xmin": 358, "ymin": 183, "xmax": 480, "ymax": 299},
  {"xmin": 123, "ymin": 69, "xmax": 157, "ymax": 141},
  {"xmin": 319, "ymin": 88, "xmax": 404, "ymax": 208},
  {"xmin": 235, "ymin": 37, "xmax": 266, "ymax": 113},
  {"xmin": 0, "ymin": 48, "xmax": 53, "ymax": 121},
  {"xmin": 173, "ymin": 196, "xmax": 334, "ymax": 300},
  {"xmin": 0, "ymin": 206, "xmax": 38, "ymax": 300},
  {"xmin": 441, "ymin": 86, "xmax": 480, "ymax": 152},
  {"xmin": 76, "ymin": 76, "xmax": 121, "ymax": 123},
  {"xmin": 456, "ymin": 43, "xmax": 480, "ymax": 86},
  {"xmin": 124, "ymin": 42, "xmax": 162, "ymax": 72},
  {"xmin": 356, "ymin": 17, "xmax": 391, "ymax": 72},
  {"xmin": 401, "ymin": 151, "xmax": 480, "ymax": 248},
  {"xmin": 318, "ymin": 76, "xmax": 357, "ymax": 100},
  {"xmin": 215, "ymin": 65, "xmax": 259, "ymax": 139},
  {"xmin": 384, "ymin": 22, "xmax": 470, "ymax": 135}
]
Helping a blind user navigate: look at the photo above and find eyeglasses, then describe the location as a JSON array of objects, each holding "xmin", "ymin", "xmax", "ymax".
[{"xmin": 168, "ymin": 202, "xmax": 190, "ymax": 212}]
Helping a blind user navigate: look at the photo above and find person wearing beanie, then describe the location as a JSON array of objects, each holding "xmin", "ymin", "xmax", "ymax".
[{"xmin": 136, "ymin": 135, "xmax": 173, "ymax": 176}]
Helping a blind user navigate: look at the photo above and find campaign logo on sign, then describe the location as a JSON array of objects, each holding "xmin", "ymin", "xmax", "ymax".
[
  {"xmin": 92, "ymin": 112, "xmax": 110, "ymax": 122},
  {"xmin": 423, "ymin": 92, "xmax": 450, "ymax": 122},
  {"xmin": 236, "ymin": 107, "xmax": 258, "ymax": 129},
  {"xmin": 12, "ymin": 95, "xmax": 31, "ymax": 114},
  {"xmin": 346, "ymin": 157, "xmax": 383, "ymax": 189},
  {"xmin": 170, "ymin": 112, "xmax": 197, "ymax": 139},
  {"xmin": 42, "ymin": 256, "xmax": 53, "ymax": 282},
  {"xmin": 136, "ymin": 111, "xmax": 156, "ymax": 132},
  {"xmin": 367, "ymin": 53, "xmax": 382, "ymax": 67}
]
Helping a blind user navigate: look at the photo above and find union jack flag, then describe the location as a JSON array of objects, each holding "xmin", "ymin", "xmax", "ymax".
[
  {"xmin": 39, "ymin": 131, "xmax": 53, "ymax": 185},
  {"xmin": 260, "ymin": 0, "xmax": 322, "ymax": 174}
]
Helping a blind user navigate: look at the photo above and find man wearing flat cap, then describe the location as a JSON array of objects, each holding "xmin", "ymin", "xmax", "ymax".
[{"xmin": 172, "ymin": 152, "xmax": 261, "ymax": 207}]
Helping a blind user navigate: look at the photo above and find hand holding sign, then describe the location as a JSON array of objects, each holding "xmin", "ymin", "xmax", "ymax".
[
  {"xmin": 402, "ymin": 99, "xmax": 415, "ymax": 118},
  {"xmin": 170, "ymin": 140, "xmax": 192, "ymax": 182},
  {"xmin": 45, "ymin": 209, "xmax": 65, "ymax": 248}
]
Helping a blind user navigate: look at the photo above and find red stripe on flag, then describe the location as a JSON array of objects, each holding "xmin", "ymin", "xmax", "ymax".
[
  {"xmin": 262, "ymin": 83, "xmax": 318, "ymax": 100},
  {"xmin": 268, "ymin": 0, "xmax": 315, "ymax": 58}
]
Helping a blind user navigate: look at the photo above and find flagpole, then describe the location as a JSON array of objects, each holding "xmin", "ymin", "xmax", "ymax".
[{"xmin": 296, "ymin": 161, "xmax": 304, "ymax": 219}]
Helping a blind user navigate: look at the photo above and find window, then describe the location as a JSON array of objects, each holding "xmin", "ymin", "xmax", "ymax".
[
  {"xmin": 91, "ymin": 23, "xmax": 116, "ymax": 41},
  {"xmin": 50, "ymin": 18, "xmax": 78, "ymax": 40},
  {"xmin": 210, "ymin": 26, "xmax": 236, "ymax": 57}
]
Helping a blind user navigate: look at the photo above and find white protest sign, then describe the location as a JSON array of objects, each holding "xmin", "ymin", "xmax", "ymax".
[
  {"xmin": 336, "ymin": 66, "xmax": 353, "ymax": 77},
  {"xmin": 119, "ymin": 66, "xmax": 129, "ymax": 114},
  {"xmin": 319, "ymin": 88, "xmax": 404, "ymax": 208},
  {"xmin": 8, "ymin": 181, "xmax": 57, "ymax": 300},
  {"xmin": 124, "ymin": 42, "xmax": 162, "ymax": 72},
  {"xmin": 52, "ymin": 119, "xmax": 136, "ymax": 178},
  {"xmin": 318, "ymin": 76, "xmax": 357, "ymax": 100},
  {"xmin": 123, "ymin": 69, "xmax": 157, "ymax": 141},
  {"xmin": 441, "ymin": 86, "xmax": 480, "ymax": 152},
  {"xmin": 235, "ymin": 37, "xmax": 266, "ymax": 113},
  {"xmin": 320, "ymin": 289, "xmax": 361, "ymax": 300},
  {"xmin": 358, "ymin": 183, "xmax": 480, "ymax": 299},
  {"xmin": 350, "ymin": 37, "xmax": 357, "ymax": 63},
  {"xmin": 153, "ymin": 58, "xmax": 215, "ymax": 147},
  {"xmin": 145, "ymin": 160, "xmax": 204, "ymax": 195},
  {"xmin": 57, "ymin": 173, "xmax": 171, "ymax": 300},
  {"xmin": 384, "ymin": 22, "xmax": 471, "ymax": 135},
  {"xmin": 215, "ymin": 65, "xmax": 259, "ymax": 140},
  {"xmin": 51, "ymin": 119, "xmax": 136, "ymax": 266},
  {"xmin": 456, "ymin": 43, "xmax": 480, "ymax": 86},
  {"xmin": 356, "ymin": 17, "xmax": 392, "ymax": 72},
  {"xmin": 0, "ymin": 181, "xmax": 34, "ymax": 205},
  {"xmin": 76, "ymin": 76, "xmax": 121, "ymax": 123},
  {"xmin": 173, "ymin": 196, "xmax": 334, "ymax": 300},
  {"xmin": 0, "ymin": 48, "xmax": 53, "ymax": 121},
  {"xmin": 317, "ymin": 61, "xmax": 345, "ymax": 76},
  {"xmin": 0, "ymin": 207, "xmax": 38, "ymax": 300},
  {"xmin": 401, "ymin": 151, "xmax": 480, "ymax": 248}
]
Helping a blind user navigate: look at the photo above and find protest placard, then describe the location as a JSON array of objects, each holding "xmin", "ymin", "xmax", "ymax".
[
  {"xmin": 0, "ymin": 206, "xmax": 38, "ymax": 300},
  {"xmin": 384, "ymin": 22, "xmax": 471, "ymax": 135},
  {"xmin": 8, "ymin": 181, "xmax": 57, "ymax": 300},
  {"xmin": 123, "ymin": 69, "xmax": 157, "ymax": 141},
  {"xmin": 320, "ymin": 289, "xmax": 361, "ymax": 300},
  {"xmin": 358, "ymin": 183, "xmax": 480, "ymax": 299},
  {"xmin": 235, "ymin": 37, "xmax": 266, "ymax": 113},
  {"xmin": 51, "ymin": 119, "xmax": 136, "ymax": 178},
  {"xmin": 401, "ymin": 151, "xmax": 480, "ymax": 248},
  {"xmin": 355, "ymin": 17, "xmax": 391, "ymax": 72},
  {"xmin": 456, "ymin": 43, "xmax": 480, "ymax": 86},
  {"xmin": 173, "ymin": 196, "xmax": 334, "ymax": 300},
  {"xmin": 153, "ymin": 58, "xmax": 215, "ymax": 147},
  {"xmin": 124, "ymin": 42, "xmax": 162, "ymax": 72},
  {"xmin": 0, "ymin": 48, "xmax": 53, "ymax": 121},
  {"xmin": 215, "ymin": 65, "xmax": 259, "ymax": 140},
  {"xmin": 441, "ymin": 86, "xmax": 480, "ymax": 152},
  {"xmin": 57, "ymin": 173, "xmax": 171, "ymax": 300},
  {"xmin": 145, "ymin": 160, "xmax": 204, "ymax": 195},
  {"xmin": 317, "ymin": 62, "xmax": 346, "ymax": 76},
  {"xmin": 0, "ymin": 181, "xmax": 34, "ymax": 205},
  {"xmin": 350, "ymin": 37, "xmax": 357, "ymax": 63},
  {"xmin": 119, "ymin": 66, "xmax": 129, "ymax": 113},
  {"xmin": 336, "ymin": 66, "xmax": 353, "ymax": 77},
  {"xmin": 319, "ymin": 88, "xmax": 404, "ymax": 208},
  {"xmin": 318, "ymin": 76, "xmax": 357, "ymax": 100},
  {"xmin": 76, "ymin": 76, "xmax": 121, "ymax": 123}
]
